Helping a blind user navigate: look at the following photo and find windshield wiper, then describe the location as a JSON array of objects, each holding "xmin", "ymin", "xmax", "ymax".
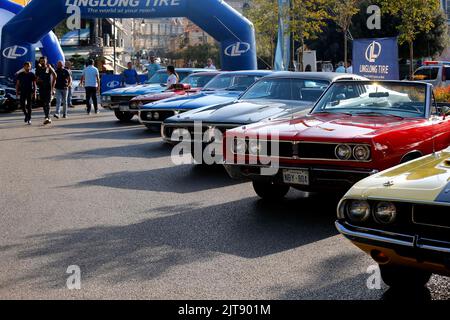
[
  {"xmin": 355, "ymin": 112, "xmax": 404, "ymax": 119},
  {"xmin": 314, "ymin": 111, "xmax": 353, "ymax": 116}
]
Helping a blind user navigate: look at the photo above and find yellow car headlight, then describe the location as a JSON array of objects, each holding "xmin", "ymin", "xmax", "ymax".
[{"xmin": 347, "ymin": 200, "xmax": 371, "ymax": 222}]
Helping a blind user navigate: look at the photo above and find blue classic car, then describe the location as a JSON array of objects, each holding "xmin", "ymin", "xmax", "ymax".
[
  {"xmin": 161, "ymin": 72, "xmax": 367, "ymax": 163},
  {"xmin": 138, "ymin": 70, "xmax": 273, "ymax": 131},
  {"xmin": 101, "ymin": 68, "xmax": 206, "ymax": 122}
]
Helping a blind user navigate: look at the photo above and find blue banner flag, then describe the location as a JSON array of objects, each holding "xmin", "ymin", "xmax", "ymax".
[
  {"xmin": 353, "ymin": 37, "xmax": 399, "ymax": 80},
  {"xmin": 274, "ymin": 0, "xmax": 290, "ymax": 71}
]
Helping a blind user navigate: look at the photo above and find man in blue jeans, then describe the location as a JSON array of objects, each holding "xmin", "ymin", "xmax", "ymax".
[
  {"xmin": 54, "ymin": 61, "xmax": 72, "ymax": 119},
  {"xmin": 80, "ymin": 59, "xmax": 100, "ymax": 115}
]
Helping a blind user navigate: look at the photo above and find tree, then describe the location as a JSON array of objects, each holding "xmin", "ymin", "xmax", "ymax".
[
  {"xmin": 381, "ymin": 0, "xmax": 441, "ymax": 78},
  {"xmin": 328, "ymin": 0, "xmax": 362, "ymax": 70},
  {"xmin": 290, "ymin": 0, "xmax": 330, "ymax": 70},
  {"xmin": 166, "ymin": 43, "xmax": 221, "ymax": 68},
  {"xmin": 244, "ymin": 0, "xmax": 279, "ymax": 68}
]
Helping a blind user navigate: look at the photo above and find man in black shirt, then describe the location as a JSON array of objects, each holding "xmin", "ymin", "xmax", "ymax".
[
  {"xmin": 35, "ymin": 56, "xmax": 56, "ymax": 125},
  {"xmin": 16, "ymin": 62, "xmax": 37, "ymax": 125},
  {"xmin": 54, "ymin": 61, "xmax": 72, "ymax": 119}
]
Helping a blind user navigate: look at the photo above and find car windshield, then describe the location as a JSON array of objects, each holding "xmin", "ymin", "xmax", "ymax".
[
  {"xmin": 181, "ymin": 74, "xmax": 217, "ymax": 88},
  {"xmin": 240, "ymin": 78, "xmax": 330, "ymax": 101},
  {"xmin": 413, "ymin": 67, "xmax": 439, "ymax": 81},
  {"xmin": 72, "ymin": 71, "xmax": 83, "ymax": 81},
  {"xmin": 202, "ymin": 74, "xmax": 260, "ymax": 91},
  {"xmin": 312, "ymin": 81, "xmax": 427, "ymax": 118},
  {"xmin": 145, "ymin": 71, "xmax": 169, "ymax": 84}
]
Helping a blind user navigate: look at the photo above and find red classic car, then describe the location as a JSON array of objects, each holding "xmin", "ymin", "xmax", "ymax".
[
  {"xmin": 224, "ymin": 80, "xmax": 450, "ymax": 200},
  {"xmin": 128, "ymin": 71, "xmax": 220, "ymax": 111}
]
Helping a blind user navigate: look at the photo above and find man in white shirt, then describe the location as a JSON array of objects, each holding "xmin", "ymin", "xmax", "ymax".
[
  {"xmin": 206, "ymin": 58, "xmax": 216, "ymax": 70},
  {"xmin": 80, "ymin": 59, "xmax": 100, "ymax": 115},
  {"xmin": 166, "ymin": 65, "xmax": 179, "ymax": 88},
  {"xmin": 346, "ymin": 60, "xmax": 353, "ymax": 74}
]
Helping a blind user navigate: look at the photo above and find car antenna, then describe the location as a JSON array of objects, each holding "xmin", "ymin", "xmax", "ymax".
[{"xmin": 432, "ymin": 89, "xmax": 439, "ymax": 158}]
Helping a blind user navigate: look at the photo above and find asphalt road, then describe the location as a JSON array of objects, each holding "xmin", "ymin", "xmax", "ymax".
[{"xmin": 0, "ymin": 107, "xmax": 448, "ymax": 300}]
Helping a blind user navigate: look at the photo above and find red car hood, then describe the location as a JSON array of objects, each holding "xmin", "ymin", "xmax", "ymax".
[
  {"xmin": 233, "ymin": 113, "xmax": 426, "ymax": 141},
  {"xmin": 132, "ymin": 88, "xmax": 201, "ymax": 102}
]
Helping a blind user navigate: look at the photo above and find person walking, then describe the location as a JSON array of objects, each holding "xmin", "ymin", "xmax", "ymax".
[
  {"xmin": 121, "ymin": 62, "xmax": 139, "ymax": 87},
  {"xmin": 80, "ymin": 59, "xmax": 100, "ymax": 115},
  {"xmin": 35, "ymin": 56, "xmax": 56, "ymax": 125},
  {"xmin": 54, "ymin": 61, "xmax": 72, "ymax": 119},
  {"xmin": 146, "ymin": 56, "xmax": 161, "ymax": 80},
  {"xmin": 206, "ymin": 58, "xmax": 216, "ymax": 70},
  {"xmin": 16, "ymin": 62, "xmax": 37, "ymax": 125},
  {"xmin": 166, "ymin": 65, "xmax": 179, "ymax": 89},
  {"xmin": 65, "ymin": 61, "xmax": 75, "ymax": 108}
]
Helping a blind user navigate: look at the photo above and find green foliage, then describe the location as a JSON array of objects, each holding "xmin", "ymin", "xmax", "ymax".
[
  {"xmin": 243, "ymin": 0, "xmax": 279, "ymax": 68},
  {"xmin": 166, "ymin": 43, "xmax": 221, "ymax": 68},
  {"xmin": 69, "ymin": 54, "xmax": 86, "ymax": 70},
  {"xmin": 381, "ymin": 0, "xmax": 440, "ymax": 46},
  {"xmin": 381, "ymin": 0, "xmax": 442, "ymax": 77}
]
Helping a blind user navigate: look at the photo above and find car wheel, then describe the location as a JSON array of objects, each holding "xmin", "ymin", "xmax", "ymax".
[
  {"xmin": 114, "ymin": 110, "xmax": 134, "ymax": 122},
  {"xmin": 400, "ymin": 152, "xmax": 422, "ymax": 164},
  {"xmin": 380, "ymin": 264, "xmax": 432, "ymax": 288},
  {"xmin": 145, "ymin": 124, "xmax": 160, "ymax": 132},
  {"xmin": 252, "ymin": 181, "xmax": 290, "ymax": 200}
]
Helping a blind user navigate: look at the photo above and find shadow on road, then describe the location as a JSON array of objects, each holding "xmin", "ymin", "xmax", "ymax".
[
  {"xmin": 0, "ymin": 195, "xmax": 339, "ymax": 290},
  {"xmin": 48, "ymin": 140, "xmax": 171, "ymax": 161},
  {"xmin": 76, "ymin": 164, "xmax": 243, "ymax": 193}
]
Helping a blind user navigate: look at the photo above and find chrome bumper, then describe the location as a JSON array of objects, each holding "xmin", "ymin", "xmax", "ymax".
[{"xmin": 336, "ymin": 221, "xmax": 450, "ymax": 254}]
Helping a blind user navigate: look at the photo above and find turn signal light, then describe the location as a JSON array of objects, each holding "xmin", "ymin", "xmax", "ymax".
[{"xmin": 370, "ymin": 250, "xmax": 390, "ymax": 264}]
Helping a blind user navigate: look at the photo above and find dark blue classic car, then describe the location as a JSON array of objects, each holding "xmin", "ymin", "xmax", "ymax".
[
  {"xmin": 161, "ymin": 72, "xmax": 367, "ymax": 163},
  {"xmin": 101, "ymin": 68, "xmax": 206, "ymax": 122},
  {"xmin": 0, "ymin": 77, "xmax": 18, "ymax": 112},
  {"xmin": 138, "ymin": 70, "xmax": 273, "ymax": 131}
]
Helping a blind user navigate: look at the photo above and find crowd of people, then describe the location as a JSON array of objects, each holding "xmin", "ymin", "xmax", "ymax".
[
  {"xmin": 15, "ymin": 57, "xmax": 101, "ymax": 125},
  {"xmin": 14, "ymin": 54, "xmax": 206, "ymax": 125}
]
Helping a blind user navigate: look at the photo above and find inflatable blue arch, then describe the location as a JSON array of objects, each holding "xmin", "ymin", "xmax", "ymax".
[
  {"xmin": 1, "ymin": 0, "xmax": 257, "ymax": 78},
  {"xmin": 0, "ymin": 0, "xmax": 64, "ymax": 77}
]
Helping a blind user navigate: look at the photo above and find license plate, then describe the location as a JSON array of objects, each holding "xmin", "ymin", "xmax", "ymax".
[
  {"xmin": 119, "ymin": 105, "xmax": 129, "ymax": 111},
  {"xmin": 283, "ymin": 169, "xmax": 309, "ymax": 185}
]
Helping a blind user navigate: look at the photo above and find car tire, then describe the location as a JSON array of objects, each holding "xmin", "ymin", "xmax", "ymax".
[
  {"xmin": 379, "ymin": 264, "xmax": 432, "ymax": 288},
  {"xmin": 114, "ymin": 110, "xmax": 134, "ymax": 122},
  {"xmin": 252, "ymin": 181, "xmax": 290, "ymax": 200},
  {"xmin": 145, "ymin": 124, "xmax": 160, "ymax": 132}
]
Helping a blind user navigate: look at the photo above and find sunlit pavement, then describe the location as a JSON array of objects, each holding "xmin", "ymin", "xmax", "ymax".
[{"xmin": 0, "ymin": 107, "xmax": 448, "ymax": 300}]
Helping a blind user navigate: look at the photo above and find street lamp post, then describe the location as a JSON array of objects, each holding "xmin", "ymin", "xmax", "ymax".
[{"xmin": 113, "ymin": 18, "xmax": 116, "ymax": 73}]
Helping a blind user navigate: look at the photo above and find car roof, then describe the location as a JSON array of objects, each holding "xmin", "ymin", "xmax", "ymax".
[
  {"xmin": 173, "ymin": 68, "xmax": 209, "ymax": 72},
  {"xmin": 216, "ymin": 70, "xmax": 274, "ymax": 76},
  {"xmin": 263, "ymin": 71, "xmax": 367, "ymax": 81},
  {"xmin": 186, "ymin": 71, "xmax": 222, "ymax": 76}
]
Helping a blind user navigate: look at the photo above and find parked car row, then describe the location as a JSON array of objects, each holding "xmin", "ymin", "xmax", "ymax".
[{"xmin": 100, "ymin": 70, "xmax": 450, "ymax": 290}]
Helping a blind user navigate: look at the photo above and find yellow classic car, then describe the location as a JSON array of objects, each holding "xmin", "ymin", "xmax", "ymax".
[{"xmin": 336, "ymin": 147, "xmax": 450, "ymax": 288}]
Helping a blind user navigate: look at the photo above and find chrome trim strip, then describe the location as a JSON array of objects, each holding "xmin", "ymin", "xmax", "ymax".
[
  {"xmin": 162, "ymin": 123, "xmax": 241, "ymax": 128},
  {"xmin": 224, "ymin": 162, "xmax": 378, "ymax": 175},
  {"xmin": 336, "ymin": 221, "xmax": 450, "ymax": 254},
  {"xmin": 335, "ymin": 221, "xmax": 415, "ymax": 247}
]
